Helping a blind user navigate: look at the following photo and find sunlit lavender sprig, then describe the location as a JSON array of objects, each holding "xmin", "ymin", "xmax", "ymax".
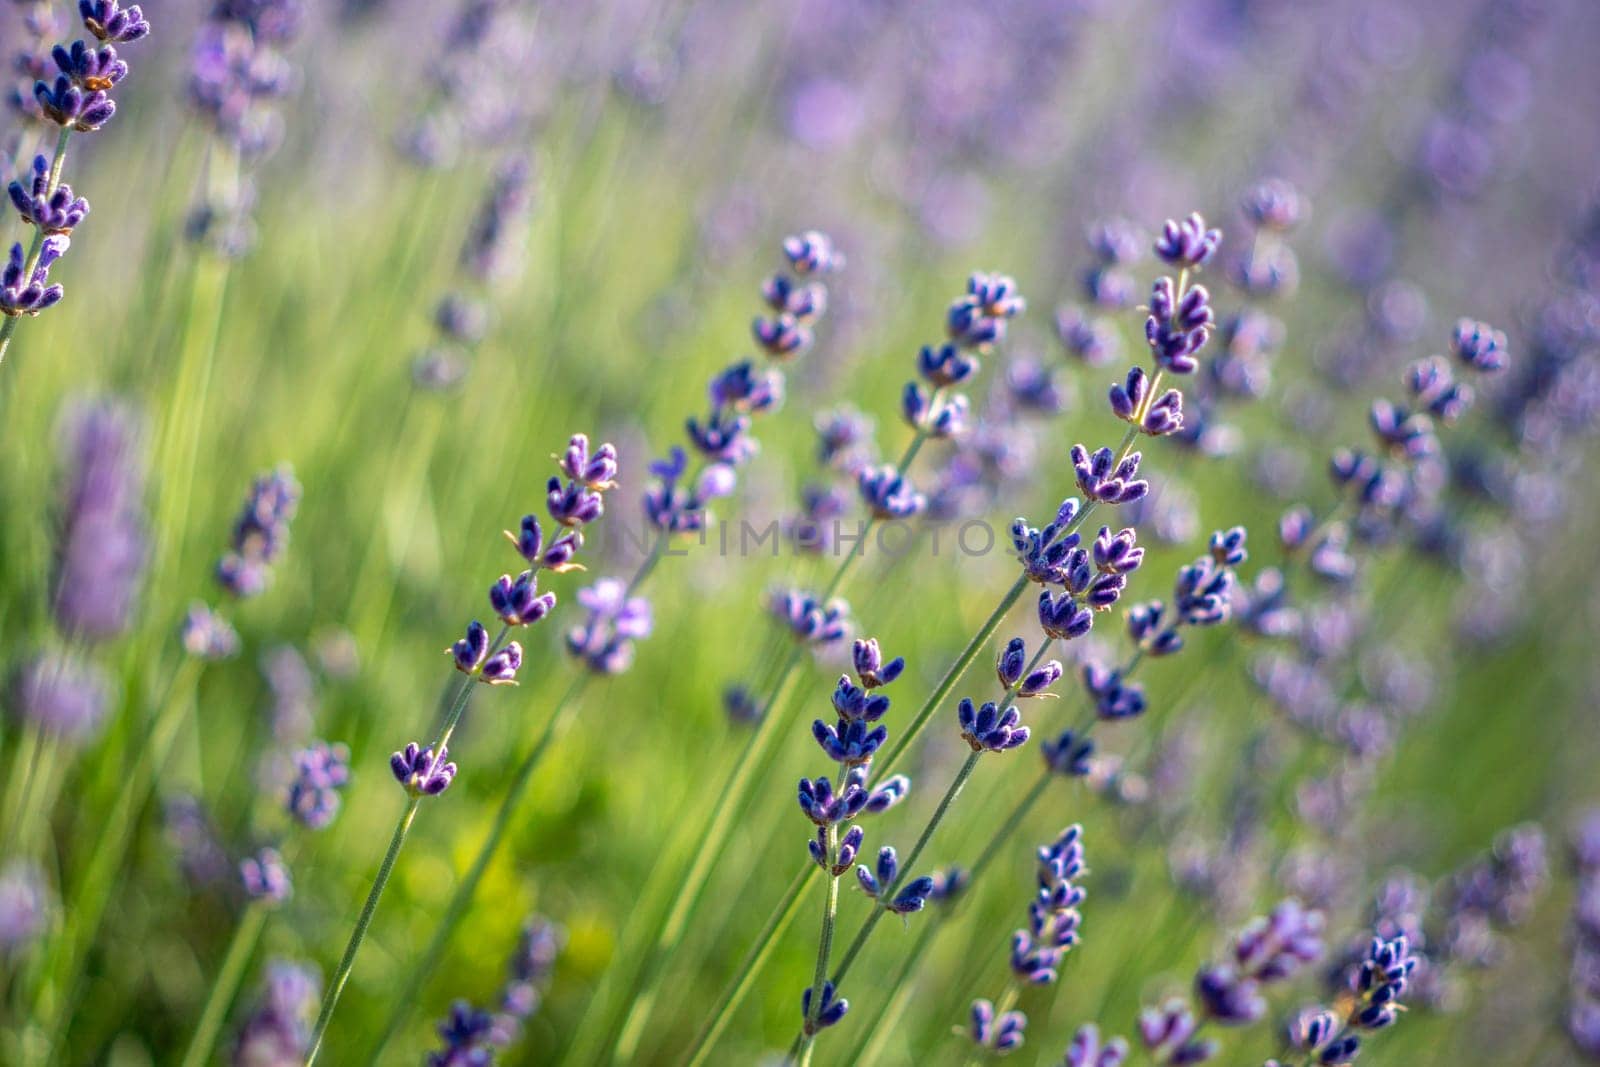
[
  {"xmin": 216, "ymin": 464, "xmax": 301, "ymax": 598},
  {"xmin": 1139, "ymin": 899, "xmax": 1326, "ymax": 1064},
  {"xmin": 1268, "ymin": 932, "xmax": 1418, "ymax": 1067},
  {"xmin": 797, "ymin": 637, "xmax": 919, "ymax": 1057},
  {"xmin": 1105, "ymin": 211, "xmax": 1224, "ymax": 443},
  {"xmin": 901, "ymin": 271, "xmax": 1026, "ymax": 443},
  {"xmin": 0, "ymin": 0, "xmax": 150, "ymax": 366},
  {"xmin": 186, "ymin": 0, "xmax": 302, "ymax": 254},
  {"xmin": 306, "ymin": 433, "xmax": 616, "ymax": 1065},
  {"xmin": 647, "ymin": 232, "xmax": 838, "ymax": 538}
]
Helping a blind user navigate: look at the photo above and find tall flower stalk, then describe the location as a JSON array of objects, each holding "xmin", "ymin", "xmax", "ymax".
[
  {"xmin": 598, "ymin": 267, "xmax": 1027, "ymax": 1062},
  {"xmin": 302, "ymin": 433, "xmax": 616, "ymax": 1064},
  {"xmin": 0, "ymin": 0, "xmax": 150, "ymax": 370}
]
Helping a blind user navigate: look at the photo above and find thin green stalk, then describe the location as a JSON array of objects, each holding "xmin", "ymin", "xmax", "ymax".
[
  {"xmin": 304, "ymin": 625, "xmax": 508, "ymax": 1064},
  {"xmin": 0, "ymin": 127, "xmax": 70, "ymax": 370},
  {"xmin": 829, "ymin": 751, "xmax": 980, "ymax": 994},
  {"xmin": 304, "ymin": 796, "xmax": 422, "ymax": 1066},
  {"xmin": 363, "ymin": 670, "xmax": 593, "ymax": 1063},
  {"xmin": 681, "ymin": 866, "xmax": 811, "ymax": 1067},
  {"xmin": 0, "ymin": 725, "xmax": 48, "ymax": 858},
  {"xmin": 366, "ymin": 540, "xmax": 668, "ymax": 1065},
  {"xmin": 796, "ymin": 817, "xmax": 842, "ymax": 1066},
  {"xmin": 599, "ymin": 431, "xmax": 933, "ymax": 1062},
  {"xmin": 179, "ymin": 899, "xmax": 270, "ymax": 1067}
]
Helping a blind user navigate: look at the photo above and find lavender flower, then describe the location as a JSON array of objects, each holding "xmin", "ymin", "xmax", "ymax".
[
  {"xmin": 1009, "ymin": 825, "xmax": 1088, "ymax": 985},
  {"xmin": 391, "ymin": 742, "xmax": 457, "ymax": 797},
  {"xmin": 855, "ymin": 847, "xmax": 935, "ymax": 913},
  {"xmin": 800, "ymin": 981, "xmax": 848, "ymax": 1035},
  {"xmin": 1065, "ymin": 1023, "xmax": 1130, "ymax": 1067},
  {"xmin": 240, "ymin": 847, "xmax": 291, "ymax": 903},
  {"xmin": 1155, "ymin": 213, "xmax": 1222, "ymax": 270},
  {"xmin": 1450, "ymin": 318, "xmax": 1508, "ymax": 373},
  {"xmin": 1110, "ymin": 367, "xmax": 1185, "ymax": 437},
  {"xmin": 8, "ymin": 155, "xmax": 89, "ymax": 233},
  {"xmin": 1138, "ymin": 1000, "xmax": 1217, "ymax": 1064},
  {"xmin": 47, "ymin": 396, "xmax": 147, "ymax": 640},
  {"xmin": 1072, "ymin": 444, "xmax": 1149, "ymax": 505},
  {"xmin": 957, "ymin": 697, "xmax": 1030, "ymax": 752},
  {"xmin": 857, "ymin": 464, "xmax": 925, "ymax": 519},
  {"xmin": 181, "ymin": 602, "xmax": 241, "ymax": 659},
  {"xmin": 216, "ymin": 465, "xmax": 300, "ymax": 598},
  {"xmin": 565, "ymin": 578, "xmax": 652, "ymax": 675},
  {"xmin": 8, "ymin": 652, "xmax": 109, "ymax": 744},
  {"xmin": 769, "ymin": 588, "xmax": 851, "ymax": 647},
  {"xmin": 969, "ymin": 999, "xmax": 1027, "ymax": 1054},
  {"xmin": 427, "ymin": 1001, "xmax": 495, "ymax": 1067},
  {"xmin": 0, "ymin": 861, "xmax": 50, "ymax": 954},
  {"xmin": 1042, "ymin": 729, "xmax": 1095, "ymax": 777},
  {"xmin": 0, "ymin": 238, "xmax": 66, "ymax": 317},
  {"xmin": 284, "ymin": 741, "xmax": 350, "ymax": 830},
  {"xmin": 231, "ymin": 960, "xmax": 319, "ymax": 1066},
  {"xmin": 1079, "ymin": 661, "xmax": 1146, "ymax": 721}
]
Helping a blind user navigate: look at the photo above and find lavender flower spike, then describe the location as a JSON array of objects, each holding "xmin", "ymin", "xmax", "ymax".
[
  {"xmin": 958, "ymin": 697, "xmax": 1030, "ymax": 752},
  {"xmin": 1154, "ymin": 212, "xmax": 1222, "ymax": 270}
]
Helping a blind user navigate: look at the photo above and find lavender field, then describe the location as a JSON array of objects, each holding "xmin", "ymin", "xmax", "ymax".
[{"xmin": 2, "ymin": 0, "xmax": 1599, "ymax": 1064}]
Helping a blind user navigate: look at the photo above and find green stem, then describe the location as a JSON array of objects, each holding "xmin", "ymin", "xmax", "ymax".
[
  {"xmin": 364, "ymin": 670, "xmax": 593, "ymax": 1063},
  {"xmin": 304, "ymin": 626, "xmax": 507, "ymax": 1064},
  {"xmin": 796, "ymin": 821, "xmax": 842, "ymax": 1065},
  {"xmin": 179, "ymin": 899, "xmax": 270, "ymax": 1067},
  {"xmin": 681, "ymin": 866, "xmax": 812, "ymax": 1067},
  {"xmin": 830, "ymin": 751, "xmax": 980, "ymax": 993},
  {"xmin": 35, "ymin": 656, "xmax": 202, "ymax": 1062},
  {"xmin": 304, "ymin": 797, "xmax": 422, "ymax": 1066}
]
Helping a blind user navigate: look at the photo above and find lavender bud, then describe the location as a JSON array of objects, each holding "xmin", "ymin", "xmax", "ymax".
[
  {"xmin": 857, "ymin": 465, "xmax": 925, "ymax": 519},
  {"xmin": 240, "ymin": 847, "xmax": 291, "ymax": 903},
  {"xmin": 970, "ymin": 999, "xmax": 1027, "ymax": 1054},
  {"xmin": 957, "ymin": 698, "xmax": 1030, "ymax": 752},
  {"xmin": 447, "ymin": 620, "xmax": 490, "ymax": 674},
  {"xmin": 800, "ymin": 981, "xmax": 848, "ymax": 1035},
  {"xmin": 479, "ymin": 642, "xmax": 523, "ymax": 685},
  {"xmin": 1450, "ymin": 318, "xmax": 1508, "ymax": 373},
  {"xmin": 1154, "ymin": 212, "xmax": 1222, "ymax": 269},
  {"xmin": 1072, "ymin": 444, "xmax": 1149, "ymax": 505},
  {"xmin": 391, "ymin": 742, "xmax": 457, "ymax": 796},
  {"xmin": 489, "ymin": 571, "xmax": 556, "ymax": 627},
  {"xmin": 284, "ymin": 741, "xmax": 350, "ymax": 830},
  {"xmin": 181, "ymin": 602, "xmax": 240, "ymax": 659}
]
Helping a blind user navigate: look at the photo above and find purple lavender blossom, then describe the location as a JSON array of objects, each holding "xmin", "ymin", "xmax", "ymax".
[
  {"xmin": 957, "ymin": 697, "xmax": 1030, "ymax": 752},
  {"xmin": 0, "ymin": 861, "xmax": 51, "ymax": 954},
  {"xmin": 0, "ymin": 238, "xmax": 67, "ymax": 317},
  {"xmin": 565, "ymin": 578, "xmax": 652, "ymax": 675},
  {"xmin": 284, "ymin": 741, "xmax": 350, "ymax": 829},
  {"xmin": 391, "ymin": 743, "xmax": 457, "ymax": 797},
  {"xmin": 181, "ymin": 601, "xmax": 241, "ymax": 659},
  {"xmin": 217, "ymin": 465, "xmax": 300, "ymax": 598},
  {"xmin": 1008, "ymin": 825, "xmax": 1087, "ymax": 985},
  {"xmin": 231, "ymin": 960, "xmax": 319, "ymax": 1066},
  {"xmin": 969, "ymin": 998, "xmax": 1026, "ymax": 1054},
  {"xmin": 1072, "ymin": 444, "xmax": 1149, "ymax": 505},
  {"xmin": 769, "ymin": 588, "xmax": 851, "ymax": 647},
  {"xmin": 800, "ymin": 981, "xmax": 848, "ymax": 1035},
  {"xmin": 49, "ymin": 396, "xmax": 147, "ymax": 641},
  {"xmin": 8, "ymin": 155, "xmax": 90, "ymax": 233},
  {"xmin": 240, "ymin": 847, "xmax": 291, "ymax": 903},
  {"xmin": 1065, "ymin": 1023, "xmax": 1129, "ymax": 1067},
  {"xmin": 8, "ymin": 652, "xmax": 109, "ymax": 744}
]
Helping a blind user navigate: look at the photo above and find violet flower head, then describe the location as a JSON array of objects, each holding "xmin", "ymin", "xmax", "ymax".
[
  {"xmin": 1010, "ymin": 825, "xmax": 1087, "ymax": 985},
  {"xmin": 1348, "ymin": 934, "xmax": 1418, "ymax": 1030},
  {"xmin": 855, "ymin": 847, "xmax": 935, "ymax": 914},
  {"xmin": 769, "ymin": 588, "xmax": 851, "ymax": 647},
  {"xmin": 947, "ymin": 270, "xmax": 1025, "ymax": 351},
  {"xmin": 1173, "ymin": 553, "xmax": 1236, "ymax": 626},
  {"xmin": 489, "ymin": 571, "xmax": 556, "ymax": 627},
  {"xmin": 448, "ymin": 620, "xmax": 491, "ymax": 674},
  {"xmin": 284, "ymin": 741, "xmax": 350, "ymax": 830},
  {"xmin": 50, "ymin": 396, "xmax": 148, "ymax": 642},
  {"xmin": 797, "ymin": 776, "xmax": 867, "ymax": 825},
  {"xmin": 216, "ymin": 464, "xmax": 300, "ymax": 598},
  {"xmin": 1057, "ymin": 307, "xmax": 1121, "ymax": 366},
  {"xmin": 8, "ymin": 155, "xmax": 90, "ymax": 233},
  {"xmin": 813, "ymin": 406, "xmax": 874, "ymax": 471},
  {"xmin": 755, "ymin": 230, "xmax": 840, "ymax": 360},
  {"xmin": 1450, "ymin": 318, "xmax": 1508, "ymax": 373},
  {"xmin": 801, "ymin": 980, "xmax": 848, "ymax": 1035},
  {"xmin": 565, "ymin": 578, "xmax": 652, "ymax": 675},
  {"xmin": 1127, "ymin": 600, "xmax": 1184, "ymax": 657},
  {"xmin": 1, "ymin": 239, "xmax": 66, "ymax": 318},
  {"xmin": 488, "ymin": 915, "xmax": 563, "ymax": 1047},
  {"xmin": 969, "ymin": 999, "xmax": 1026, "ymax": 1054},
  {"xmin": 1138, "ymin": 999, "xmax": 1216, "ymax": 1064},
  {"xmin": 9, "ymin": 653, "xmax": 109, "ymax": 744},
  {"xmin": 240, "ymin": 847, "xmax": 291, "ymax": 903},
  {"xmin": 391, "ymin": 742, "xmax": 457, "ymax": 797},
  {"xmin": 0, "ymin": 861, "xmax": 51, "ymax": 954},
  {"xmin": 1154, "ymin": 212, "xmax": 1222, "ymax": 270},
  {"xmin": 852, "ymin": 637, "xmax": 904, "ymax": 689},
  {"xmin": 856, "ymin": 464, "xmax": 925, "ymax": 520},
  {"xmin": 1065, "ymin": 1023, "xmax": 1130, "ymax": 1067},
  {"xmin": 79, "ymin": 0, "xmax": 151, "ymax": 43},
  {"xmin": 1072, "ymin": 444, "xmax": 1149, "ymax": 505},
  {"xmin": 1080, "ymin": 661, "xmax": 1146, "ymax": 721},
  {"xmin": 1042, "ymin": 728, "xmax": 1095, "ymax": 777},
  {"xmin": 1038, "ymin": 589, "xmax": 1093, "ymax": 641},
  {"xmin": 428, "ymin": 1001, "xmax": 495, "ymax": 1067},
  {"xmin": 1145, "ymin": 276, "xmax": 1215, "ymax": 375},
  {"xmin": 1110, "ymin": 366, "xmax": 1185, "ymax": 437},
  {"xmin": 1241, "ymin": 179, "xmax": 1306, "ymax": 232},
  {"xmin": 642, "ymin": 445, "xmax": 732, "ymax": 535},
  {"xmin": 181, "ymin": 602, "xmax": 240, "ymax": 660},
  {"xmin": 480, "ymin": 642, "xmax": 523, "ymax": 685},
  {"xmin": 1404, "ymin": 356, "xmax": 1474, "ymax": 424},
  {"xmin": 958, "ymin": 697, "xmax": 1030, "ymax": 752},
  {"xmin": 231, "ymin": 960, "xmax": 319, "ymax": 1066},
  {"xmin": 711, "ymin": 360, "xmax": 785, "ymax": 417}
]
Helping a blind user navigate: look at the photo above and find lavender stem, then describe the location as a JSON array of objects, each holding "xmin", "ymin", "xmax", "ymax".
[{"xmin": 179, "ymin": 898, "xmax": 270, "ymax": 1067}]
